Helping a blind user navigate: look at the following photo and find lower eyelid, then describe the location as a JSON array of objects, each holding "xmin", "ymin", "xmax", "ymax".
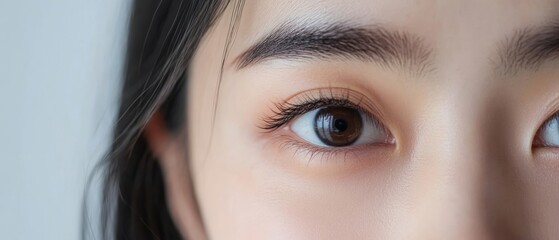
[
  {"xmin": 270, "ymin": 133, "xmax": 376, "ymax": 164},
  {"xmin": 269, "ymin": 125, "xmax": 396, "ymax": 164},
  {"xmin": 261, "ymin": 137, "xmax": 397, "ymax": 176}
]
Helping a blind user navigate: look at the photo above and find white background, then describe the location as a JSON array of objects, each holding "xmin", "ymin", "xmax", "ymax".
[{"xmin": 0, "ymin": 1, "xmax": 130, "ymax": 239}]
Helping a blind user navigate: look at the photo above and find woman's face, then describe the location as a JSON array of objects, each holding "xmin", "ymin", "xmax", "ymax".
[{"xmin": 166, "ymin": 0, "xmax": 559, "ymax": 239}]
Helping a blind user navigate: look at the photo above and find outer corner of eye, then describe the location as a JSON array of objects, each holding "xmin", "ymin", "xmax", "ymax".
[{"xmin": 533, "ymin": 114, "xmax": 559, "ymax": 148}]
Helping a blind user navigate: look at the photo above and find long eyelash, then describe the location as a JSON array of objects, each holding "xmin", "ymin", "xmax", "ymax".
[{"xmin": 260, "ymin": 89, "xmax": 372, "ymax": 131}]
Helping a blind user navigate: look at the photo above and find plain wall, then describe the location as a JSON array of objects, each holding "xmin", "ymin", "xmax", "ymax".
[{"xmin": 0, "ymin": 1, "xmax": 130, "ymax": 239}]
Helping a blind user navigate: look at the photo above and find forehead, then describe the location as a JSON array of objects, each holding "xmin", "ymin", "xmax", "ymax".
[
  {"xmin": 221, "ymin": 0, "xmax": 559, "ymax": 80},
  {"xmin": 233, "ymin": 0, "xmax": 559, "ymax": 53},
  {"xmin": 239, "ymin": 0, "xmax": 559, "ymax": 32}
]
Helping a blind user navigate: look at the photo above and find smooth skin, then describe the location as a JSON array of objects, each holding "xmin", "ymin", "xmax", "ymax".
[{"xmin": 145, "ymin": 0, "xmax": 559, "ymax": 239}]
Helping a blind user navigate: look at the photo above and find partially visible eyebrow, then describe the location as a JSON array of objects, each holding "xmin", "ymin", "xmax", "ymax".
[
  {"xmin": 235, "ymin": 22, "xmax": 433, "ymax": 76},
  {"xmin": 497, "ymin": 23, "xmax": 559, "ymax": 75}
]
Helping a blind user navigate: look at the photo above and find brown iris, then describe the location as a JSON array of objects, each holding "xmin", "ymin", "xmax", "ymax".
[{"xmin": 314, "ymin": 106, "xmax": 363, "ymax": 146}]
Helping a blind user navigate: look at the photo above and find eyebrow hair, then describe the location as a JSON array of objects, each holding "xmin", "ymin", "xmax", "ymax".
[
  {"xmin": 497, "ymin": 23, "xmax": 559, "ymax": 75},
  {"xmin": 235, "ymin": 22, "xmax": 433, "ymax": 76}
]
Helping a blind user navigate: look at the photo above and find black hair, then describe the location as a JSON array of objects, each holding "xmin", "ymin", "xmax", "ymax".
[{"xmin": 82, "ymin": 0, "xmax": 238, "ymax": 239}]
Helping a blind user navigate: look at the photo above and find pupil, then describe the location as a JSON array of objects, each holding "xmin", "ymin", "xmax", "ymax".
[
  {"xmin": 314, "ymin": 106, "xmax": 363, "ymax": 147},
  {"xmin": 333, "ymin": 119, "xmax": 348, "ymax": 132}
]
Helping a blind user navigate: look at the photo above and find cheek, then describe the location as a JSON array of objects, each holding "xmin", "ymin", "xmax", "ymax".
[
  {"xmin": 193, "ymin": 106, "xmax": 410, "ymax": 239},
  {"xmin": 520, "ymin": 165, "xmax": 559, "ymax": 237}
]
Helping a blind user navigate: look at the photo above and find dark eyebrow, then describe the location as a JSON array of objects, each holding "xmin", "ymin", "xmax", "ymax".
[
  {"xmin": 235, "ymin": 22, "xmax": 433, "ymax": 76},
  {"xmin": 497, "ymin": 23, "xmax": 559, "ymax": 75}
]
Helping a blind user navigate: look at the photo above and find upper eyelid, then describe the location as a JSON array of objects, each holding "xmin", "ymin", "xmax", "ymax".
[
  {"xmin": 542, "ymin": 113, "xmax": 558, "ymax": 127},
  {"xmin": 261, "ymin": 98, "xmax": 361, "ymax": 131},
  {"xmin": 279, "ymin": 88, "xmax": 384, "ymax": 116},
  {"xmin": 260, "ymin": 88, "xmax": 386, "ymax": 131}
]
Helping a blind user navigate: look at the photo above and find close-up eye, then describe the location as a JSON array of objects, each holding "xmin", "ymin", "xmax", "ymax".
[
  {"xmin": 290, "ymin": 106, "xmax": 393, "ymax": 147},
  {"xmin": 535, "ymin": 113, "xmax": 559, "ymax": 147}
]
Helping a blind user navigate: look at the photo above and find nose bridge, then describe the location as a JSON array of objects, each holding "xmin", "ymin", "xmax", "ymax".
[{"xmin": 407, "ymin": 96, "xmax": 491, "ymax": 239}]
